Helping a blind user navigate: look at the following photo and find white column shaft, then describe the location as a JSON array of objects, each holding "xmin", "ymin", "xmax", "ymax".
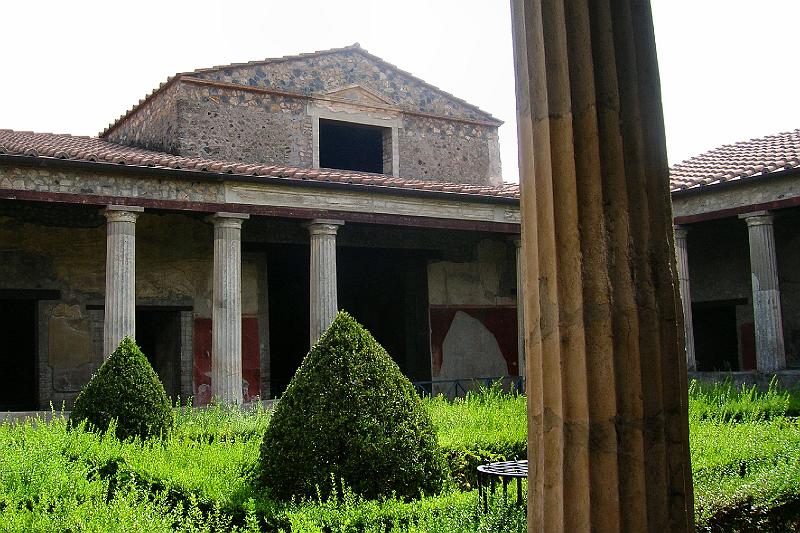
[
  {"xmin": 673, "ymin": 226, "xmax": 696, "ymax": 371},
  {"xmin": 742, "ymin": 212, "xmax": 786, "ymax": 373},
  {"xmin": 211, "ymin": 213, "xmax": 248, "ymax": 404},
  {"xmin": 103, "ymin": 206, "xmax": 143, "ymax": 357},
  {"xmin": 307, "ymin": 220, "xmax": 343, "ymax": 345}
]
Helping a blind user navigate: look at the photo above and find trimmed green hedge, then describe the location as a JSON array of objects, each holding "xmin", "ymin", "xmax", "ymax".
[
  {"xmin": 260, "ymin": 311, "xmax": 447, "ymax": 501},
  {"xmin": 70, "ymin": 336, "xmax": 173, "ymax": 441}
]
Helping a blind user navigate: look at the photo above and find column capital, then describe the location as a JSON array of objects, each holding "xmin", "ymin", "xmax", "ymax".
[
  {"xmin": 104, "ymin": 205, "xmax": 144, "ymax": 223},
  {"xmin": 739, "ymin": 211, "xmax": 774, "ymax": 227},
  {"xmin": 305, "ymin": 219, "xmax": 344, "ymax": 237},
  {"xmin": 673, "ymin": 225, "xmax": 689, "ymax": 239},
  {"xmin": 209, "ymin": 212, "xmax": 249, "ymax": 229},
  {"xmin": 510, "ymin": 235, "xmax": 522, "ymax": 248}
]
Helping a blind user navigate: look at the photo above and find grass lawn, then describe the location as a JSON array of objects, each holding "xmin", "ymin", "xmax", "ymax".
[
  {"xmin": 0, "ymin": 382, "xmax": 798, "ymax": 531},
  {"xmin": 689, "ymin": 380, "xmax": 800, "ymax": 531}
]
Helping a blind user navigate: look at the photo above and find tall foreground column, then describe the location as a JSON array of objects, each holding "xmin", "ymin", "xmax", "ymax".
[
  {"xmin": 674, "ymin": 226, "xmax": 696, "ymax": 371},
  {"xmin": 307, "ymin": 219, "xmax": 343, "ymax": 345},
  {"xmin": 741, "ymin": 211, "xmax": 786, "ymax": 373},
  {"xmin": 511, "ymin": 1, "xmax": 694, "ymax": 531},
  {"xmin": 103, "ymin": 205, "xmax": 144, "ymax": 357},
  {"xmin": 211, "ymin": 212, "xmax": 249, "ymax": 404}
]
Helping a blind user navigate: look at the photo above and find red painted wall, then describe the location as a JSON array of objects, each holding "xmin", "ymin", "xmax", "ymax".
[
  {"xmin": 740, "ymin": 322, "xmax": 756, "ymax": 371},
  {"xmin": 429, "ymin": 306, "xmax": 519, "ymax": 376},
  {"xmin": 192, "ymin": 316, "xmax": 261, "ymax": 405}
]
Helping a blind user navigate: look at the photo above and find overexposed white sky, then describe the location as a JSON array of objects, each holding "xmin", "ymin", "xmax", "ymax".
[
  {"xmin": 652, "ymin": 1, "xmax": 800, "ymax": 166},
  {"xmin": 1, "ymin": 1, "xmax": 799, "ymax": 183}
]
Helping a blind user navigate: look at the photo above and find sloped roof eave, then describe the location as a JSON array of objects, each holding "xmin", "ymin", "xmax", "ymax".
[
  {"xmin": 0, "ymin": 129, "xmax": 520, "ymax": 203},
  {"xmin": 669, "ymin": 129, "xmax": 800, "ymax": 192}
]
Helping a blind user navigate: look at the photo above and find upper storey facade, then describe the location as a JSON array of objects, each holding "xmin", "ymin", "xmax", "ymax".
[{"xmin": 101, "ymin": 45, "xmax": 503, "ymax": 186}]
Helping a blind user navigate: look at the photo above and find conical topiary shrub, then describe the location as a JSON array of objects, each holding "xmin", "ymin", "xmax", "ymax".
[
  {"xmin": 70, "ymin": 336, "xmax": 173, "ymax": 440},
  {"xmin": 260, "ymin": 311, "xmax": 446, "ymax": 501}
]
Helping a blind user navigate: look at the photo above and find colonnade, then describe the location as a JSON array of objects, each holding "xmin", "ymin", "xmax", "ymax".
[
  {"xmin": 101, "ymin": 207, "xmax": 343, "ymax": 403},
  {"xmin": 675, "ymin": 211, "xmax": 786, "ymax": 373}
]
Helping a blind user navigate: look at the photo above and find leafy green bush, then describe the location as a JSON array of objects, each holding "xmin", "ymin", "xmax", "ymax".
[
  {"xmin": 425, "ymin": 385, "xmax": 527, "ymax": 490},
  {"xmin": 265, "ymin": 484, "xmax": 527, "ymax": 533},
  {"xmin": 70, "ymin": 337, "xmax": 173, "ymax": 441},
  {"xmin": 174, "ymin": 402, "xmax": 272, "ymax": 444},
  {"xmin": 259, "ymin": 311, "xmax": 447, "ymax": 501},
  {"xmin": 688, "ymin": 378, "xmax": 800, "ymax": 422},
  {"xmin": 7, "ymin": 371, "xmax": 800, "ymax": 531}
]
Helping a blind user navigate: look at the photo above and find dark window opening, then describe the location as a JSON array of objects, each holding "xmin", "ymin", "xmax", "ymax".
[
  {"xmin": 136, "ymin": 308, "xmax": 182, "ymax": 400},
  {"xmin": 692, "ymin": 300, "xmax": 743, "ymax": 371},
  {"xmin": 0, "ymin": 299, "xmax": 37, "ymax": 410},
  {"xmin": 319, "ymin": 119, "xmax": 385, "ymax": 174}
]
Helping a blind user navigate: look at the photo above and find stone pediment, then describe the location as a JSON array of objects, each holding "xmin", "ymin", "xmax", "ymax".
[
  {"xmin": 323, "ymin": 84, "xmax": 395, "ymax": 107},
  {"xmin": 101, "ymin": 45, "xmax": 501, "ymax": 139}
]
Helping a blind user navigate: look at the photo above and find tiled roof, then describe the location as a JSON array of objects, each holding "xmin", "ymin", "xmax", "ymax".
[
  {"xmin": 100, "ymin": 44, "xmax": 501, "ymax": 138},
  {"xmin": 0, "ymin": 130, "xmax": 520, "ymax": 199},
  {"xmin": 670, "ymin": 129, "xmax": 800, "ymax": 192}
]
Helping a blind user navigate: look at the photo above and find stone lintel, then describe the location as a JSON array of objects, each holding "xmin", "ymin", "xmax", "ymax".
[
  {"xmin": 105, "ymin": 204, "xmax": 145, "ymax": 212},
  {"xmin": 307, "ymin": 102, "xmax": 403, "ymax": 128},
  {"xmin": 212, "ymin": 211, "xmax": 250, "ymax": 219}
]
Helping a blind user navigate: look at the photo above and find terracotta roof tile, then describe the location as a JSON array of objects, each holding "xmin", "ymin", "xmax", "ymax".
[
  {"xmin": 670, "ymin": 129, "xmax": 800, "ymax": 192},
  {"xmin": 0, "ymin": 129, "xmax": 519, "ymax": 200}
]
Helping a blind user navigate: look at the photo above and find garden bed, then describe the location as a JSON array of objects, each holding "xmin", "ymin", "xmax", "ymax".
[{"xmin": 0, "ymin": 382, "xmax": 798, "ymax": 531}]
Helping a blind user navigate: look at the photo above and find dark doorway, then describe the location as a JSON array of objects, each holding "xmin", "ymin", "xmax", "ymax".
[
  {"xmin": 338, "ymin": 247, "xmax": 431, "ymax": 382},
  {"xmin": 267, "ymin": 244, "xmax": 310, "ymax": 396},
  {"xmin": 266, "ymin": 245, "xmax": 432, "ymax": 396},
  {"xmin": 319, "ymin": 118, "xmax": 385, "ymax": 173},
  {"xmin": 693, "ymin": 300, "xmax": 742, "ymax": 371},
  {"xmin": 0, "ymin": 299, "xmax": 37, "ymax": 410},
  {"xmin": 136, "ymin": 308, "xmax": 182, "ymax": 400}
]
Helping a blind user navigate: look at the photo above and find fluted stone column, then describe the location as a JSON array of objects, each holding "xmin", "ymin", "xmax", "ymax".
[
  {"xmin": 514, "ymin": 237, "xmax": 526, "ymax": 386},
  {"xmin": 741, "ymin": 211, "xmax": 786, "ymax": 373},
  {"xmin": 306, "ymin": 219, "xmax": 344, "ymax": 345},
  {"xmin": 674, "ymin": 226, "xmax": 696, "ymax": 371},
  {"xmin": 103, "ymin": 205, "xmax": 144, "ymax": 357},
  {"xmin": 211, "ymin": 212, "xmax": 249, "ymax": 404},
  {"xmin": 511, "ymin": 1, "xmax": 694, "ymax": 531}
]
